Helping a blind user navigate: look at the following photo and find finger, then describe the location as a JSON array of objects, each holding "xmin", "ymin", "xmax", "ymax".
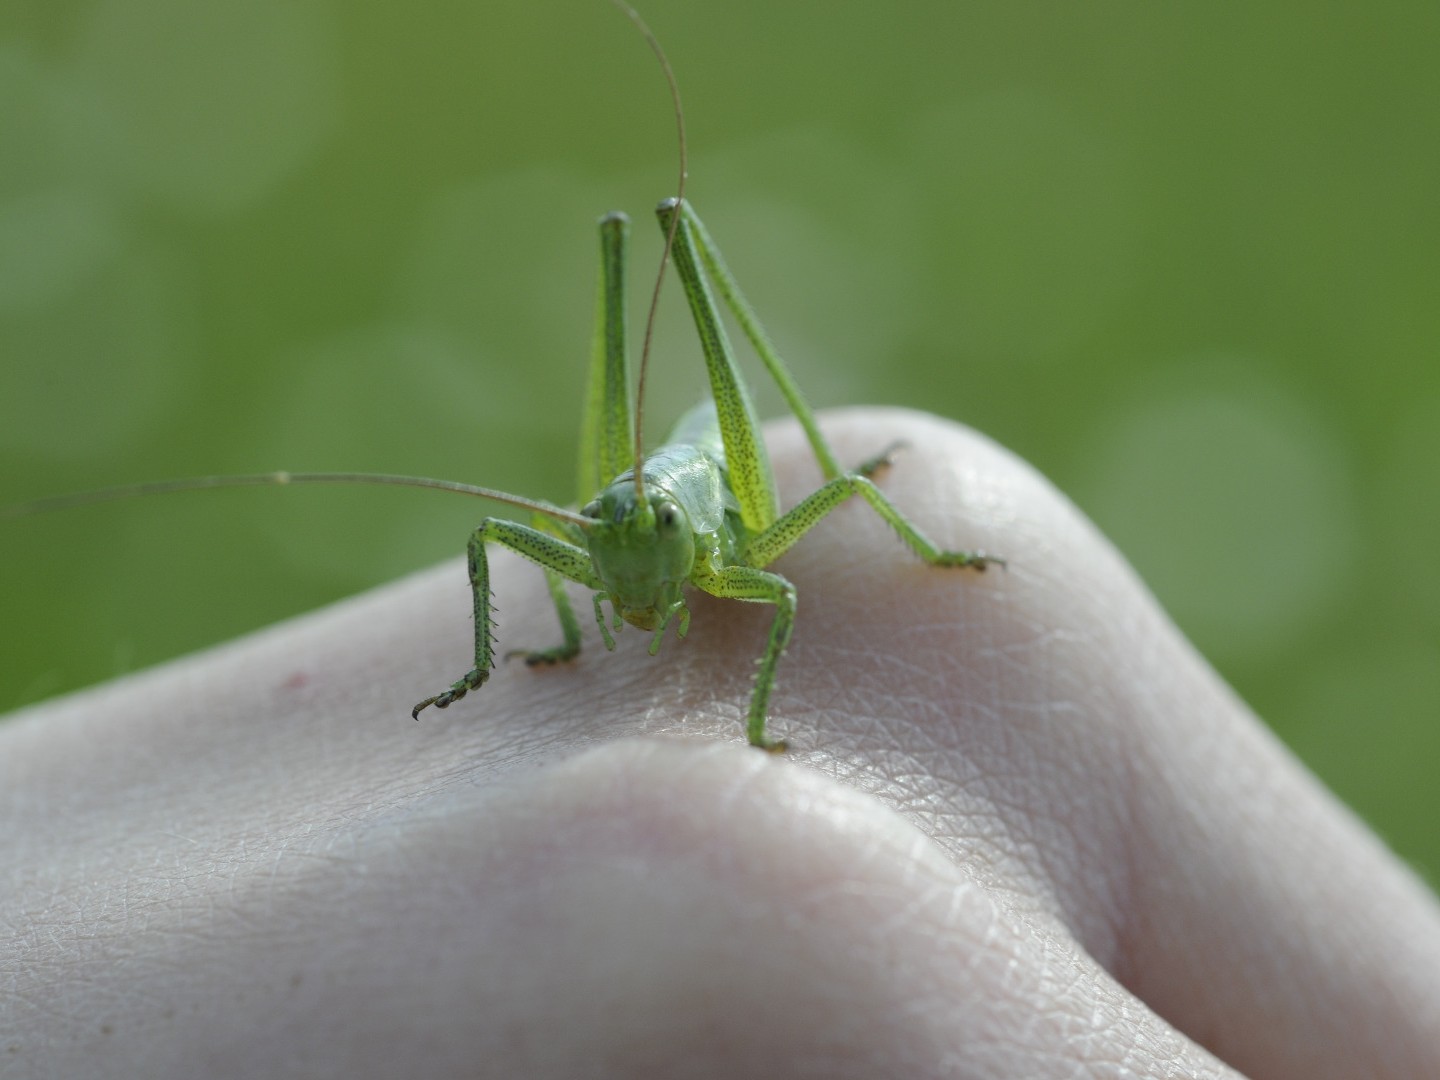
[
  {"xmin": 2, "ymin": 738, "xmax": 1241, "ymax": 1078},
  {"xmin": 765, "ymin": 408, "xmax": 1440, "ymax": 1078},
  {"xmin": 412, "ymin": 739, "xmax": 1243, "ymax": 1079}
]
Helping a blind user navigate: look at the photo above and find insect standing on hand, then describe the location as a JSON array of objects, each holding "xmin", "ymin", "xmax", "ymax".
[{"xmin": 5, "ymin": 2, "xmax": 1000, "ymax": 750}]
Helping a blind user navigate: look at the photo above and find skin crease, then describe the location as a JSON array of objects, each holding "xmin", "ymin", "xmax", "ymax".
[{"xmin": 1, "ymin": 408, "xmax": 1437, "ymax": 1078}]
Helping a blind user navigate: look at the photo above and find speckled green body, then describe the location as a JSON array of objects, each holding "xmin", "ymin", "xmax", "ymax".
[{"xmin": 411, "ymin": 201, "xmax": 999, "ymax": 750}]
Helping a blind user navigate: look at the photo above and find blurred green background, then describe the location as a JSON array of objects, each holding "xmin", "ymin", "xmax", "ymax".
[{"xmin": 2, "ymin": 1, "xmax": 1436, "ymax": 878}]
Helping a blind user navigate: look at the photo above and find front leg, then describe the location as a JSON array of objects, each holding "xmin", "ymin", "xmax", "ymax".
[
  {"xmin": 506, "ymin": 512, "xmax": 590, "ymax": 667},
  {"xmin": 412, "ymin": 519, "xmax": 600, "ymax": 719},
  {"xmin": 692, "ymin": 563, "xmax": 797, "ymax": 752},
  {"xmin": 506, "ymin": 568, "xmax": 584, "ymax": 666}
]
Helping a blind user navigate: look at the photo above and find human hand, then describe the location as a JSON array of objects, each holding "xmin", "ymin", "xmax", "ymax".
[{"xmin": 3, "ymin": 409, "xmax": 1436, "ymax": 1077}]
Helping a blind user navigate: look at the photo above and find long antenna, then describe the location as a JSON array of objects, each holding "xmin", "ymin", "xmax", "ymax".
[
  {"xmin": 608, "ymin": 0, "xmax": 687, "ymax": 503},
  {"xmin": 9, "ymin": 9, "xmax": 686, "ymax": 529},
  {"xmin": 2, "ymin": 472, "xmax": 592, "ymax": 528}
]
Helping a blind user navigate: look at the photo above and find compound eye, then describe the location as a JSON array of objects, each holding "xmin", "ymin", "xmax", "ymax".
[
  {"xmin": 580, "ymin": 500, "xmax": 601, "ymax": 519},
  {"xmin": 657, "ymin": 501, "xmax": 680, "ymax": 529}
]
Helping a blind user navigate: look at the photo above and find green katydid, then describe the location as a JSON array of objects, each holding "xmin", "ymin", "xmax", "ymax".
[
  {"xmin": 407, "ymin": 194, "xmax": 1000, "ymax": 751},
  {"xmin": 5, "ymin": 3, "xmax": 1000, "ymax": 751}
]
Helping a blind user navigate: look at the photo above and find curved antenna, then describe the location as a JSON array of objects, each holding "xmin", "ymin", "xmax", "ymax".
[
  {"xmin": 608, "ymin": 0, "xmax": 687, "ymax": 503},
  {"xmin": 2, "ymin": 472, "xmax": 592, "ymax": 528}
]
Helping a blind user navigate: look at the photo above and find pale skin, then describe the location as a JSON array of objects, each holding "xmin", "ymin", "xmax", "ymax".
[{"xmin": 2, "ymin": 410, "xmax": 1437, "ymax": 1078}]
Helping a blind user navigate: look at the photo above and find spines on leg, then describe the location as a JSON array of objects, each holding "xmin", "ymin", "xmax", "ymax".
[{"xmin": 413, "ymin": 518, "xmax": 602, "ymax": 720}]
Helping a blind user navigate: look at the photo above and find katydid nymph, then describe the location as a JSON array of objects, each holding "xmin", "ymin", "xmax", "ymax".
[{"xmin": 5, "ymin": 4, "xmax": 1000, "ymax": 751}]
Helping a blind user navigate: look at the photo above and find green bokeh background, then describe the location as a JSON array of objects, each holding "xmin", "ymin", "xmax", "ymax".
[{"xmin": 2, "ymin": 2, "xmax": 1436, "ymax": 878}]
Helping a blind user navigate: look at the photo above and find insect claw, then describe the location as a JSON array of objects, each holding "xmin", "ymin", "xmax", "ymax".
[
  {"xmin": 933, "ymin": 549, "xmax": 1004, "ymax": 571},
  {"xmin": 507, "ymin": 645, "xmax": 578, "ymax": 666},
  {"xmin": 855, "ymin": 440, "xmax": 909, "ymax": 478},
  {"xmin": 413, "ymin": 668, "xmax": 489, "ymax": 719}
]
